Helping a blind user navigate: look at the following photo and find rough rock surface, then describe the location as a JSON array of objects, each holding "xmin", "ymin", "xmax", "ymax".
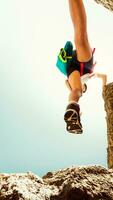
[
  {"xmin": 94, "ymin": 0, "xmax": 113, "ymax": 11},
  {"xmin": 103, "ymin": 83, "xmax": 113, "ymax": 169},
  {"xmin": 0, "ymin": 172, "xmax": 55, "ymax": 200},
  {"xmin": 0, "ymin": 166, "xmax": 113, "ymax": 200}
]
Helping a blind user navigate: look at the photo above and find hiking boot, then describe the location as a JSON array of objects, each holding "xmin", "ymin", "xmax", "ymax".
[{"xmin": 64, "ymin": 103, "xmax": 83, "ymax": 134}]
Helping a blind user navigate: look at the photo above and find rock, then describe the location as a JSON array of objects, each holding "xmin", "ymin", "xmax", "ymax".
[
  {"xmin": 103, "ymin": 83, "xmax": 113, "ymax": 169},
  {"xmin": 0, "ymin": 166, "xmax": 113, "ymax": 200},
  {"xmin": 0, "ymin": 172, "xmax": 55, "ymax": 200},
  {"xmin": 94, "ymin": 0, "xmax": 113, "ymax": 11}
]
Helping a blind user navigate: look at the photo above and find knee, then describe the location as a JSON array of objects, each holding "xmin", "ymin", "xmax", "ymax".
[{"xmin": 75, "ymin": 38, "xmax": 88, "ymax": 49}]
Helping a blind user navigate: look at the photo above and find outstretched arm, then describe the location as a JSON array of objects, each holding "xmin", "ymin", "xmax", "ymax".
[{"xmin": 95, "ymin": 73, "xmax": 107, "ymax": 88}]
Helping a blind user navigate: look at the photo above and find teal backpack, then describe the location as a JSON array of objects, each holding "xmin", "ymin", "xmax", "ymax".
[{"xmin": 56, "ymin": 41, "xmax": 73, "ymax": 76}]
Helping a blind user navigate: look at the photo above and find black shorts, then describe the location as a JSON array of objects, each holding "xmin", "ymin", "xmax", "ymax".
[{"xmin": 67, "ymin": 50, "xmax": 93, "ymax": 77}]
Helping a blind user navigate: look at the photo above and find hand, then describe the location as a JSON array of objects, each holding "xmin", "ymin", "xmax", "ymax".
[{"xmin": 95, "ymin": 73, "xmax": 107, "ymax": 87}]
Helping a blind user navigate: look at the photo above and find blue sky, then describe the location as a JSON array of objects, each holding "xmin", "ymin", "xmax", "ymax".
[{"xmin": 0, "ymin": 0, "xmax": 113, "ymax": 176}]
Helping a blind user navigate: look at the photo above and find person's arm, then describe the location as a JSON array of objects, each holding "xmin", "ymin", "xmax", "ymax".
[{"xmin": 95, "ymin": 73, "xmax": 107, "ymax": 88}]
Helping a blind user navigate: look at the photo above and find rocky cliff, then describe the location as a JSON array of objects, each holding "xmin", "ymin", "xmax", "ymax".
[
  {"xmin": 94, "ymin": 0, "xmax": 113, "ymax": 11},
  {"xmin": 0, "ymin": 166, "xmax": 113, "ymax": 200},
  {"xmin": 103, "ymin": 83, "xmax": 113, "ymax": 169},
  {"xmin": 94, "ymin": 0, "xmax": 113, "ymax": 169}
]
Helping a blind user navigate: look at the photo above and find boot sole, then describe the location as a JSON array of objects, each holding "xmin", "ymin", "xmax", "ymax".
[{"xmin": 64, "ymin": 110, "xmax": 83, "ymax": 134}]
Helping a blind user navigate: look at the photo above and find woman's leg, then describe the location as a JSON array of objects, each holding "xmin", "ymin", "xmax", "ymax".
[
  {"xmin": 64, "ymin": 0, "xmax": 91, "ymax": 133},
  {"xmin": 68, "ymin": 0, "xmax": 92, "ymax": 62},
  {"xmin": 68, "ymin": 71, "xmax": 82, "ymax": 102},
  {"xmin": 68, "ymin": 0, "xmax": 92, "ymax": 103}
]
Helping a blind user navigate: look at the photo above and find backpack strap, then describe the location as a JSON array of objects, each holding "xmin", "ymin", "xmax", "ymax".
[
  {"xmin": 92, "ymin": 48, "xmax": 96, "ymax": 54},
  {"xmin": 90, "ymin": 61, "xmax": 97, "ymax": 74},
  {"xmin": 80, "ymin": 62, "xmax": 84, "ymax": 76},
  {"xmin": 58, "ymin": 48, "xmax": 72, "ymax": 63}
]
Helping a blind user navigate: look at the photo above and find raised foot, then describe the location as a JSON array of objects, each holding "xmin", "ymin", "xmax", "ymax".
[{"xmin": 64, "ymin": 104, "xmax": 83, "ymax": 134}]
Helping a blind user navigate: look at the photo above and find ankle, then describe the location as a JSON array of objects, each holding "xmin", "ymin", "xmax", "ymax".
[
  {"xmin": 66, "ymin": 102, "xmax": 80, "ymax": 112},
  {"xmin": 68, "ymin": 101, "xmax": 78, "ymax": 105},
  {"xmin": 69, "ymin": 89, "xmax": 82, "ymax": 102}
]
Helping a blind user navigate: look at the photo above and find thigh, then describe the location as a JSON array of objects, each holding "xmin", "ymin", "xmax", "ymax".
[{"xmin": 69, "ymin": 0, "xmax": 92, "ymax": 62}]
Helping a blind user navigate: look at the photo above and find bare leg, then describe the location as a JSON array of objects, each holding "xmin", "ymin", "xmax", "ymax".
[
  {"xmin": 68, "ymin": 0, "xmax": 92, "ymax": 62},
  {"xmin": 68, "ymin": 0, "xmax": 92, "ymax": 103},
  {"xmin": 64, "ymin": 0, "xmax": 91, "ymax": 133},
  {"xmin": 68, "ymin": 71, "xmax": 82, "ymax": 102}
]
